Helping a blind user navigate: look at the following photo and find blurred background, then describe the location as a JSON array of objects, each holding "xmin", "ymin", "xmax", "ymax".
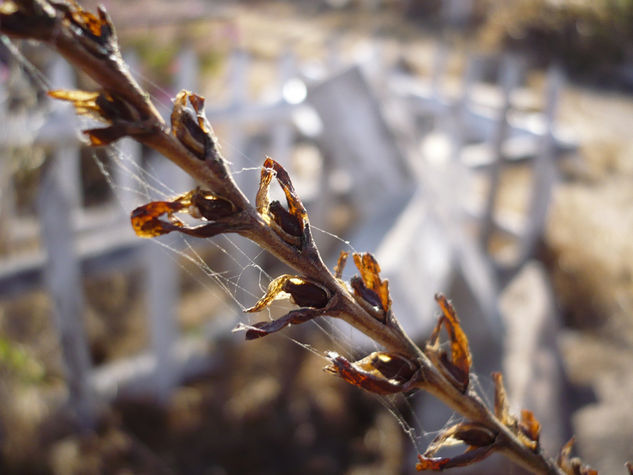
[{"xmin": 1, "ymin": 0, "xmax": 632, "ymax": 473}]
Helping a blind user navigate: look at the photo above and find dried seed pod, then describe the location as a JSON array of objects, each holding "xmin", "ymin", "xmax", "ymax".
[
  {"xmin": 239, "ymin": 308, "xmax": 325, "ymax": 340},
  {"xmin": 48, "ymin": 89, "xmax": 147, "ymax": 145},
  {"xmin": 416, "ymin": 422, "xmax": 497, "ymax": 472},
  {"xmin": 282, "ymin": 278, "xmax": 330, "ymax": 308},
  {"xmin": 171, "ymin": 90, "xmax": 221, "ymax": 163},
  {"xmin": 130, "ymin": 188, "xmax": 241, "ymax": 239},
  {"xmin": 324, "ymin": 351, "xmax": 419, "ymax": 395},
  {"xmin": 190, "ymin": 189, "xmax": 236, "ymax": 220},
  {"xmin": 246, "ymin": 275, "xmax": 330, "ymax": 312},
  {"xmin": 0, "ymin": 1, "xmax": 57, "ymax": 39},
  {"xmin": 56, "ymin": 2, "xmax": 117, "ymax": 57},
  {"xmin": 557, "ymin": 438, "xmax": 598, "ymax": 475},
  {"xmin": 0, "ymin": 1, "xmax": 117, "ymax": 57},
  {"xmin": 256, "ymin": 158, "xmax": 308, "ymax": 248},
  {"xmin": 269, "ymin": 200, "xmax": 302, "ymax": 238},
  {"xmin": 239, "ymin": 275, "xmax": 332, "ymax": 340}
]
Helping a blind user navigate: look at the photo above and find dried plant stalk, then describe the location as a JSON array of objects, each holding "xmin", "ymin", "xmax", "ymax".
[{"xmin": 1, "ymin": 1, "xmax": 612, "ymax": 473}]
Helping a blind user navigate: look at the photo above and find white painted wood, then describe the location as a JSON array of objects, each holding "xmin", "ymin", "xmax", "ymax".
[
  {"xmin": 450, "ymin": 54, "xmax": 482, "ymax": 162},
  {"xmin": 48, "ymin": 58, "xmax": 82, "ymax": 212},
  {"xmin": 308, "ymin": 66, "xmax": 412, "ymax": 220},
  {"xmin": 500, "ymin": 261, "xmax": 566, "ymax": 455},
  {"xmin": 38, "ymin": 158, "xmax": 95, "ymax": 429},
  {"xmin": 518, "ymin": 64, "xmax": 564, "ymax": 263},
  {"xmin": 430, "ymin": 39, "xmax": 449, "ymax": 115},
  {"xmin": 144, "ymin": 156, "xmax": 181, "ymax": 402},
  {"xmin": 479, "ymin": 55, "xmax": 522, "ymax": 250}
]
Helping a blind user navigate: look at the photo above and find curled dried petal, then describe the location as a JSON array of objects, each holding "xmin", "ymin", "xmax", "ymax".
[
  {"xmin": 416, "ymin": 446, "xmax": 495, "ymax": 472},
  {"xmin": 256, "ymin": 165, "xmax": 274, "ymax": 214},
  {"xmin": 239, "ymin": 308, "xmax": 325, "ymax": 340},
  {"xmin": 415, "ymin": 456, "xmax": 450, "ymax": 472},
  {"xmin": 264, "ymin": 158, "xmax": 307, "ymax": 224},
  {"xmin": 492, "ymin": 373, "xmax": 544, "ymax": 453},
  {"xmin": 558, "ymin": 437, "xmax": 575, "ymax": 465},
  {"xmin": 493, "ymin": 372, "xmax": 517, "ymax": 429},
  {"xmin": 519, "ymin": 409, "xmax": 541, "ymax": 450},
  {"xmin": 68, "ymin": 3, "xmax": 104, "ymax": 37},
  {"xmin": 334, "ymin": 251, "xmax": 349, "ymax": 279},
  {"xmin": 427, "ymin": 294, "xmax": 472, "ymax": 392},
  {"xmin": 130, "ymin": 199, "xmax": 185, "ymax": 238},
  {"xmin": 324, "ymin": 351, "xmax": 419, "ymax": 395},
  {"xmin": 48, "ymin": 90, "xmax": 101, "ymax": 116},
  {"xmin": 350, "ymin": 253, "xmax": 391, "ymax": 322}
]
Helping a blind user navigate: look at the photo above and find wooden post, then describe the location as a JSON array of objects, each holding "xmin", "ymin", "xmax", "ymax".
[
  {"xmin": 326, "ymin": 35, "xmax": 343, "ymax": 73},
  {"xmin": 39, "ymin": 56, "xmax": 95, "ymax": 428},
  {"xmin": 144, "ymin": 155, "xmax": 180, "ymax": 402},
  {"xmin": 431, "ymin": 39, "xmax": 449, "ymax": 115},
  {"xmin": 144, "ymin": 155, "xmax": 179, "ymax": 402},
  {"xmin": 38, "ymin": 158, "xmax": 95, "ymax": 430},
  {"xmin": 308, "ymin": 66, "xmax": 411, "ymax": 220},
  {"xmin": 141, "ymin": 47, "xmax": 197, "ymax": 397},
  {"xmin": 479, "ymin": 55, "xmax": 521, "ymax": 251},
  {"xmin": 518, "ymin": 64, "xmax": 563, "ymax": 263},
  {"xmin": 444, "ymin": 55, "xmax": 499, "ymax": 335},
  {"xmin": 450, "ymin": 54, "xmax": 481, "ymax": 162},
  {"xmin": 48, "ymin": 58, "xmax": 82, "ymax": 213}
]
